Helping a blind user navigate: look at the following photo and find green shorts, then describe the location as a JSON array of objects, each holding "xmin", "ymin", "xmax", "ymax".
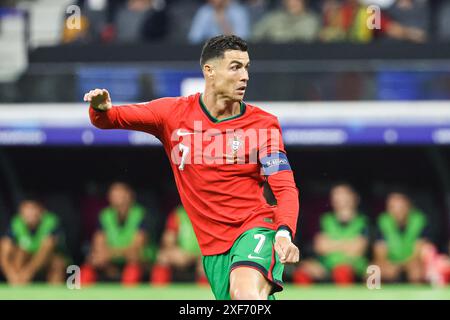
[{"xmin": 202, "ymin": 227, "xmax": 284, "ymax": 300}]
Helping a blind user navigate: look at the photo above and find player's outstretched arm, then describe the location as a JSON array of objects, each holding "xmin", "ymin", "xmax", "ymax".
[
  {"xmin": 0, "ymin": 237, "xmax": 18, "ymax": 283},
  {"xmin": 85, "ymin": 88, "xmax": 169, "ymax": 135},
  {"xmin": 19, "ymin": 237, "xmax": 56, "ymax": 284}
]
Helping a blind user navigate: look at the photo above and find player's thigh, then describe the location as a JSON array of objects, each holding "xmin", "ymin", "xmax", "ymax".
[
  {"xmin": 405, "ymin": 258, "xmax": 424, "ymax": 282},
  {"xmin": 12, "ymin": 246, "xmax": 31, "ymax": 269},
  {"xmin": 380, "ymin": 261, "xmax": 402, "ymax": 280},
  {"xmin": 166, "ymin": 247, "xmax": 197, "ymax": 268},
  {"xmin": 301, "ymin": 258, "xmax": 327, "ymax": 279},
  {"xmin": 47, "ymin": 254, "xmax": 67, "ymax": 273},
  {"xmin": 46, "ymin": 254, "xmax": 67, "ymax": 282},
  {"xmin": 229, "ymin": 266, "xmax": 271, "ymax": 300}
]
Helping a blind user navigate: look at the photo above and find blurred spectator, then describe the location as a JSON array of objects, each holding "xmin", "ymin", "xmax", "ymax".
[
  {"xmin": 80, "ymin": 0, "xmax": 122, "ymax": 43},
  {"xmin": 373, "ymin": 190, "xmax": 430, "ymax": 283},
  {"xmin": 252, "ymin": 0, "xmax": 319, "ymax": 43},
  {"xmin": 0, "ymin": 198, "xmax": 67, "ymax": 285},
  {"xmin": 319, "ymin": 0, "xmax": 373, "ymax": 43},
  {"xmin": 319, "ymin": 0, "xmax": 346, "ymax": 42},
  {"xmin": 381, "ymin": 0, "xmax": 429, "ymax": 43},
  {"xmin": 166, "ymin": 0, "xmax": 201, "ymax": 43},
  {"xmin": 80, "ymin": 182, "xmax": 154, "ymax": 285},
  {"xmin": 115, "ymin": 0, "xmax": 168, "ymax": 43},
  {"xmin": 242, "ymin": 0, "xmax": 270, "ymax": 27},
  {"xmin": 150, "ymin": 205, "xmax": 206, "ymax": 284},
  {"xmin": 188, "ymin": 0, "xmax": 250, "ymax": 44},
  {"xmin": 438, "ymin": 1, "xmax": 450, "ymax": 42},
  {"xmin": 293, "ymin": 183, "xmax": 369, "ymax": 285}
]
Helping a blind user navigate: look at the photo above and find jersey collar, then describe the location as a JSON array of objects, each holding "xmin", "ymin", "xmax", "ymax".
[{"xmin": 199, "ymin": 94, "xmax": 246, "ymax": 124}]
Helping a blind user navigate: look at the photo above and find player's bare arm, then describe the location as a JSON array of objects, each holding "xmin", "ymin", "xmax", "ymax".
[
  {"xmin": 0, "ymin": 237, "xmax": 18, "ymax": 283},
  {"xmin": 19, "ymin": 237, "xmax": 56, "ymax": 282},
  {"xmin": 315, "ymin": 233, "xmax": 354, "ymax": 254},
  {"xmin": 341, "ymin": 236, "xmax": 368, "ymax": 257},
  {"xmin": 122, "ymin": 231, "xmax": 147, "ymax": 262}
]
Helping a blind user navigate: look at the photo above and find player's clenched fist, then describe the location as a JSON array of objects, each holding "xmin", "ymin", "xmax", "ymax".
[
  {"xmin": 83, "ymin": 88, "xmax": 112, "ymax": 111},
  {"xmin": 274, "ymin": 236, "xmax": 300, "ymax": 264}
]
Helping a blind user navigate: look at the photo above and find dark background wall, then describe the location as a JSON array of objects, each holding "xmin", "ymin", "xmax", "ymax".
[{"xmin": 1, "ymin": 145, "xmax": 448, "ymax": 264}]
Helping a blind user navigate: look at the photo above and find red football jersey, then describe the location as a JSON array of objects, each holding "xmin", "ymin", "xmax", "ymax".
[{"xmin": 89, "ymin": 92, "xmax": 299, "ymax": 255}]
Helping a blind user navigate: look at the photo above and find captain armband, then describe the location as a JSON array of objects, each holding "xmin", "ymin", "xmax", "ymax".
[{"xmin": 260, "ymin": 152, "xmax": 292, "ymax": 176}]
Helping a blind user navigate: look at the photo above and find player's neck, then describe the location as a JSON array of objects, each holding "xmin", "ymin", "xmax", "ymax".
[{"xmin": 201, "ymin": 92, "xmax": 241, "ymax": 121}]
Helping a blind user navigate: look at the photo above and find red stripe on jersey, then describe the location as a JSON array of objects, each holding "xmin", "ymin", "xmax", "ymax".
[{"xmin": 268, "ymin": 245, "xmax": 276, "ymax": 282}]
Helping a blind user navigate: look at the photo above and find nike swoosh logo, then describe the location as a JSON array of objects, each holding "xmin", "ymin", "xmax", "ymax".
[
  {"xmin": 247, "ymin": 254, "xmax": 265, "ymax": 260},
  {"xmin": 176, "ymin": 129, "xmax": 197, "ymax": 136}
]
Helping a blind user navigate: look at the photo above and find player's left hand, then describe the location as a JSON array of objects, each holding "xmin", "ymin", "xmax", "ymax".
[{"xmin": 274, "ymin": 237, "xmax": 300, "ymax": 264}]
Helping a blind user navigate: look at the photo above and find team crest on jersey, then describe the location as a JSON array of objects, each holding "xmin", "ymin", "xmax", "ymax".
[{"xmin": 225, "ymin": 134, "xmax": 244, "ymax": 162}]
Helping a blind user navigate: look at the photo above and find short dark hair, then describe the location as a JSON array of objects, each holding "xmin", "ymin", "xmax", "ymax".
[
  {"xmin": 18, "ymin": 192, "xmax": 44, "ymax": 207},
  {"xmin": 200, "ymin": 35, "xmax": 248, "ymax": 67},
  {"xmin": 109, "ymin": 181, "xmax": 133, "ymax": 193},
  {"xmin": 385, "ymin": 185, "xmax": 411, "ymax": 200},
  {"xmin": 330, "ymin": 182, "xmax": 356, "ymax": 194}
]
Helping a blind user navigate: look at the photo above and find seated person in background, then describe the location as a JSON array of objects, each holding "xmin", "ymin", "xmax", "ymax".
[
  {"xmin": 115, "ymin": 0, "xmax": 168, "ymax": 43},
  {"xmin": 151, "ymin": 205, "xmax": 206, "ymax": 285},
  {"xmin": 81, "ymin": 182, "xmax": 153, "ymax": 285},
  {"xmin": 294, "ymin": 183, "xmax": 368, "ymax": 285},
  {"xmin": 188, "ymin": 0, "xmax": 250, "ymax": 44},
  {"xmin": 380, "ymin": 0, "xmax": 429, "ymax": 43},
  {"xmin": 242, "ymin": 0, "xmax": 270, "ymax": 27},
  {"xmin": 373, "ymin": 190, "xmax": 430, "ymax": 283},
  {"xmin": 252, "ymin": 0, "xmax": 320, "ymax": 43},
  {"xmin": 319, "ymin": 0, "xmax": 373, "ymax": 43},
  {"xmin": 0, "ymin": 198, "xmax": 67, "ymax": 285}
]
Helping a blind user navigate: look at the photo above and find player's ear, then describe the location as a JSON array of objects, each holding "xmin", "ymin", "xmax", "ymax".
[{"xmin": 203, "ymin": 63, "xmax": 215, "ymax": 79}]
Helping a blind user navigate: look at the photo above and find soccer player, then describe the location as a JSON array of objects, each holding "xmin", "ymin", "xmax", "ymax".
[
  {"xmin": 0, "ymin": 198, "xmax": 67, "ymax": 285},
  {"xmin": 151, "ymin": 205, "xmax": 206, "ymax": 285},
  {"xmin": 84, "ymin": 35, "xmax": 300, "ymax": 299},
  {"xmin": 294, "ymin": 183, "xmax": 368, "ymax": 285},
  {"xmin": 373, "ymin": 191, "xmax": 430, "ymax": 283},
  {"xmin": 80, "ymin": 182, "xmax": 153, "ymax": 285}
]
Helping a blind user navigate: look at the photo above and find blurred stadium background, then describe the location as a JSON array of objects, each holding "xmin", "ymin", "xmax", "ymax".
[{"xmin": 1, "ymin": 0, "xmax": 450, "ymax": 299}]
